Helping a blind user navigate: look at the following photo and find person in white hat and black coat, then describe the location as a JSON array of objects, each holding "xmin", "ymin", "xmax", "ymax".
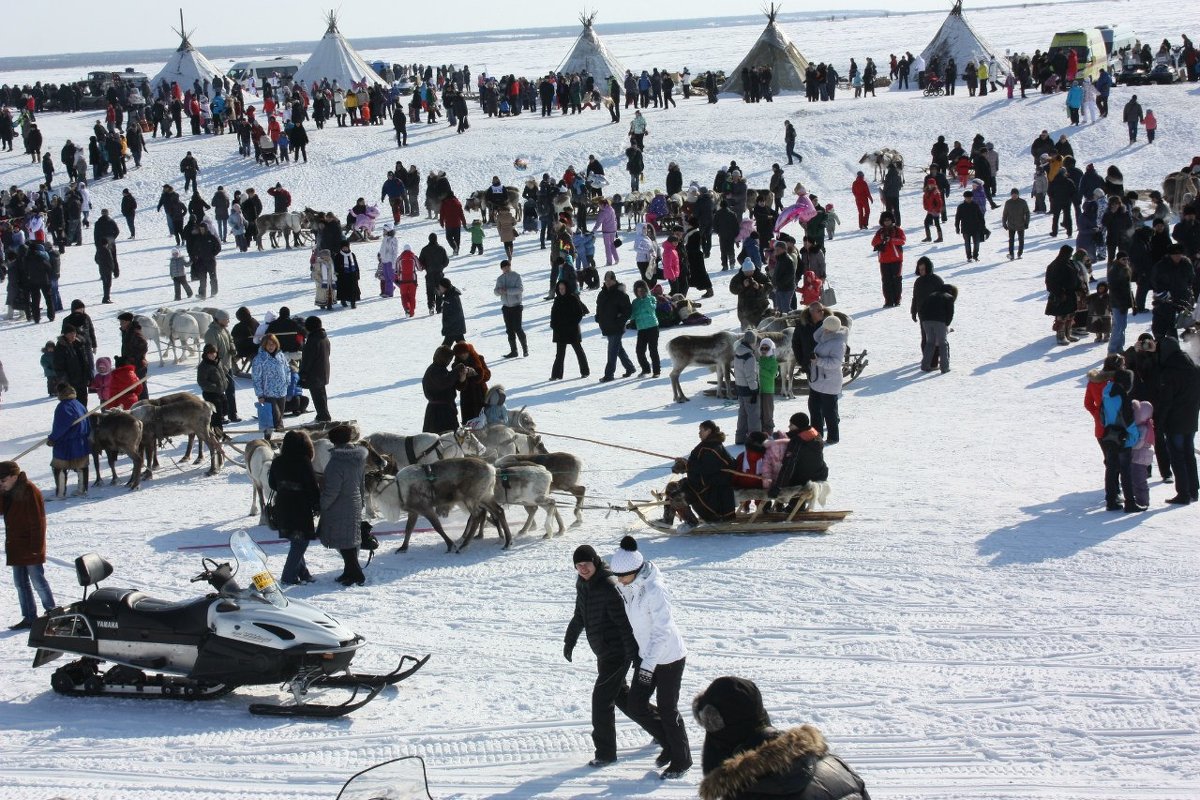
[{"xmin": 609, "ymin": 536, "xmax": 693, "ymax": 780}]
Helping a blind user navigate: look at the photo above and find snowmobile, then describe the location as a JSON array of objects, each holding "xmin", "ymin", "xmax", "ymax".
[{"xmin": 26, "ymin": 531, "xmax": 429, "ymax": 718}]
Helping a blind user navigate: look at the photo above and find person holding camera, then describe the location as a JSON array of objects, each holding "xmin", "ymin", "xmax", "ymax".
[{"xmin": 871, "ymin": 211, "xmax": 907, "ymax": 307}]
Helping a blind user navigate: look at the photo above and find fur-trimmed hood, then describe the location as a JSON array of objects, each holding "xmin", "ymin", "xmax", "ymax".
[
  {"xmin": 699, "ymin": 725, "xmax": 828, "ymax": 800},
  {"xmin": 1087, "ymin": 368, "xmax": 1116, "ymax": 384}
]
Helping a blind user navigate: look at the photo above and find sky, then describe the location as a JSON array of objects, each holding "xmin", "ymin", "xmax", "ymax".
[{"xmin": 5, "ymin": 0, "xmax": 1055, "ymax": 58}]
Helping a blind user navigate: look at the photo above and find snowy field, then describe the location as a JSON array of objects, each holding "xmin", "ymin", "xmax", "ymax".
[{"xmin": 1, "ymin": 2, "xmax": 1199, "ymax": 798}]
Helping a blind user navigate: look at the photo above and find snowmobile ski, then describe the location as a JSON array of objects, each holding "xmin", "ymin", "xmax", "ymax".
[{"xmin": 248, "ymin": 680, "xmax": 384, "ymax": 718}]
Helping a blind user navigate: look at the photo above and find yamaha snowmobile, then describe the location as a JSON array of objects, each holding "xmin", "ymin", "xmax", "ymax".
[{"xmin": 27, "ymin": 531, "xmax": 429, "ymax": 717}]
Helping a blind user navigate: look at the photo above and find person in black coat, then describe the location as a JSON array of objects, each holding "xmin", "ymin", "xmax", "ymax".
[
  {"xmin": 1150, "ymin": 246, "xmax": 1195, "ymax": 340},
  {"xmin": 422, "ymin": 345, "xmax": 466, "ymax": 433},
  {"xmin": 186, "ymin": 222, "xmax": 221, "ymax": 299},
  {"xmin": 694, "ymin": 676, "xmax": 870, "ymax": 800},
  {"xmin": 333, "ymin": 240, "xmax": 361, "ymax": 308},
  {"xmin": 53, "ymin": 327, "xmax": 94, "ymax": 408},
  {"xmin": 595, "ymin": 272, "xmax": 635, "ymax": 382},
  {"xmin": 713, "ymin": 200, "xmax": 741, "ymax": 269},
  {"xmin": 419, "ymin": 233, "xmax": 450, "ymax": 313},
  {"xmin": 436, "ymin": 278, "xmax": 465, "ymax": 345},
  {"xmin": 1048, "ymin": 170, "xmax": 1076, "ymax": 237},
  {"xmin": 954, "ymin": 191, "xmax": 986, "ymax": 262},
  {"xmin": 563, "ymin": 544, "xmax": 643, "ymax": 768},
  {"xmin": 550, "ymin": 279, "xmax": 590, "ymax": 380},
  {"xmin": 265, "ymin": 307, "xmax": 305, "ymax": 353},
  {"xmin": 1157, "ymin": 336, "xmax": 1200, "ymax": 505},
  {"xmin": 61, "ymin": 300, "xmax": 98, "ymax": 355},
  {"xmin": 299, "ymin": 316, "xmax": 331, "ymax": 422},
  {"xmin": 1045, "ymin": 245, "xmax": 1082, "ymax": 344},
  {"xmin": 268, "ymin": 430, "xmax": 321, "ymax": 585},
  {"xmin": 771, "ymin": 412, "xmax": 830, "ymax": 498},
  {"xmin": 665, "ymin": 420, "xmax": 736, "ymax": 527}
]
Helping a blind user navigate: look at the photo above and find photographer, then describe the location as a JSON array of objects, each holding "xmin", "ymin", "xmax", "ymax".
[{"xmin": 871, "ymin": 211, "xmax": 907, "ymax": 307}]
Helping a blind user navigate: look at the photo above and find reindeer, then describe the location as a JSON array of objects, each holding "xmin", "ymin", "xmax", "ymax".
[
  {"xmin": 363, "ymin": 428, "xmax": 487, "ymax": 470},
  {"xmin": 859, "ymin": 148, "xmax": 905, "ymax": 184},
  {"xmin": 253, "ymin": 212, "xmax": 306, "ymax": 249},
  {"xmin": 466, "ymin": 186, "xmax": 522, "ymax": 224},
  {"xmin": 244, "ymin": 439, "xmax": 274, "ymax": 527},
  {"xmin": 668, "ymin": 330, "xmax": 738, "ymax": 403},
  {"xmin": 460, "ymin": 463, "xmax": 563, "ymax": 545},
  {"xmin": 130, "ymin": 392, "xmax": 224, "ymax": 478},
  {"xmin": 152, "ymin": 308, "xmax": 204, "ymax": 362},
  {"xmin": 89, "ymin": 410, "xmax": 144, "ymax": 490},
  {"xmin": 366, "ymin": 458, "xmax": 507, "ymax": 553},
  {"xmin": 497, "ymin": 452, "xmax": 586, "ymax": 528},
  {"xmin": 476, "ymin": 426, "xmax": 547, "ymax": 461}
]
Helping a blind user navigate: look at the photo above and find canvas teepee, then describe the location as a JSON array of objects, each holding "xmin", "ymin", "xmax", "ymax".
[
  {"xmin": 722, "ymin": 4, "xmax": 811, "ymax": 95},
  {"xmin": 920, "ymin": 1, "xmax": 1011, "ymax": 78},
  {"xmin": 293, "ymin": 11, "xmax": 387, "ymax": 88},
  {"xmin": 151, "ymin": 13, "xmax": 226, "ymax": 91},
  {"xmin": 556, "ymin": 12, "xmax": 627, "ymax": 79}
]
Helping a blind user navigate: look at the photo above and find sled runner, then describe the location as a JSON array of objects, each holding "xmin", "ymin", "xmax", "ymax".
[{"xmin": 626, "ymin": 486, "xmax": 851, "ymax": 535}]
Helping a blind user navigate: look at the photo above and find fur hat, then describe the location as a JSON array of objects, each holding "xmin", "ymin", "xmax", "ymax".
[
  {"xmin": 1093, "ymin": 188, "xmax": 1106, "ymax": 199},
  {"xmin": 821, "ymin": 315, "xmax": 842, "ymax": 333},
  {"xmin": 692, "ymin": 676, "xmax": 771, "ymax": 735},
  {"xmin": 758, "ymin": 338, "xmax": 776, "ymax": 356},
  {"xmin": 57, "ymin": 383, "xmax": 77, "ymax": 400},
  {"xmin": 0, "ymin": 461, "xmax": 20, "ymax": 480},
  {"xmin": 572, "ymin": 545, "xmax": 601, "ymax": 567},
  {"xmin": 117, "ymin": 312, "xmax": 134, "ymax": 322},
  {"xmin": 213, "ymin": 309, "xmax": 230, "ymax": 324},
  {"xmin": 304, "ymin": 315, "xmax": 323, "ymax": 332},
  {"xmin": 70, "ymin": 299, "xmax": 85, "ymax": 311},
  {"xmin": 789, "ymin": 412, "xmax": 811, "ymax": 429},
  {"xmin": 610, "ymin": 535, "xmax": 644, "ymax": 577}
]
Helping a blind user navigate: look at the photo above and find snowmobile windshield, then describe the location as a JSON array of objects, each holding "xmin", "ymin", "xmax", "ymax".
[
  {"xmin": 229, "ymin": 531, "xmax": 288, "ymax": 609},
  {"xmin": 336, "ymin": 755, "xmax": 433, "ymax": 800}
]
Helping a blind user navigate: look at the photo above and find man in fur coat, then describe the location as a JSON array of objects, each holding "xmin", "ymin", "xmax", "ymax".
[{"xmin": 694, "ymin": 676, "xmax": 870, "ymax": 800}]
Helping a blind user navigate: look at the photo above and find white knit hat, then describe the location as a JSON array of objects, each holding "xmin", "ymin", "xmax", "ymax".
[
  {"xmin": 610, "ymin": 536, "xmax": 644, "ymax": 576},
  {"xmin": 822, "ymin": 314, "xmax": 843, "ymax": 333}
]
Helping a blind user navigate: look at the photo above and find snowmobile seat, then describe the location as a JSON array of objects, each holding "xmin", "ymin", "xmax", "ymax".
[
  {"xmin": 119, "ymin": 594, "xmax": 212, "ymax": 633},
  {"xmin": 83, "ymin": 587, "xmax": 139, "ymax": 617},
  {"xmin": 75, "ymin": 553, "xmax": 113, "ymax": 587}
]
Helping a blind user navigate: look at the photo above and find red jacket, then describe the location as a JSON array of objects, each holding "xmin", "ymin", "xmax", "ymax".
[
  {"xmin": 107, "ymin": 364, "xmax": 142, "ymax": 410},
  {"xmin": 851, "ymin": 177, "xmax": 873, "ymax": 207},
  {"xmin": 398, "ymin": 250, "xmax": 419, "ymax": 283},
  {"xmin": 871, "ymin": 225, "xmax": 906, "ymax": 264},
  {"xmin": 922, "ymin": 187, "xmax": 944, "ymax": 215},
  {"xmin": 440, "ymin": 196, "xmax": 466, "ymax": 228},
  {"xmin": 1084, "ymin": 369, "xmax": 1114, "ymax": 438}
]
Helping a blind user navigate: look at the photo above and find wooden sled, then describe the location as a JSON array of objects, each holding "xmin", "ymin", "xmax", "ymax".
[{"xmin": 627, "ymin": 485, "xmax": 851, "ymax": 535}]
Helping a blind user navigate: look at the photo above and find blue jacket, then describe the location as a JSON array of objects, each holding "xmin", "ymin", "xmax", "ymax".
[
  {"xmin": 1101, "ymin": 383, "xmax": 1141, "ymax": 448},
  {"xmin": 1066, "ymin": 84, "xmax": 1083, "ymax": 110},
  {"xmin": 50, "ymin": 398, "xmax": 91, "ymax": 461},
  {"xmin": 1095, "ymin": 71, "xmax": 1112, "ymax": 98},
  {"xmin": 252, "ymin": 348, "xmax": 291, "ymax": 398}
]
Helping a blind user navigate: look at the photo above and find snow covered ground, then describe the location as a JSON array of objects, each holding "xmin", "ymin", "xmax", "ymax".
[{"xmin": 1, "ymin": 3, "xmax": 1198, "ymax": 798}]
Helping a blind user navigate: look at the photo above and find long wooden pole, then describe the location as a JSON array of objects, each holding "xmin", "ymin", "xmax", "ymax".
[{"xmin": 6, "ymin": 376, "xmax": 149, "ymax": 464}]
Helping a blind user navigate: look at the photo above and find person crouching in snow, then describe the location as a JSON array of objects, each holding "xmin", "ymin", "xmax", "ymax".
[{"xmin": 693, "ymin": 676, "xmax": 870, "ymax": 800}]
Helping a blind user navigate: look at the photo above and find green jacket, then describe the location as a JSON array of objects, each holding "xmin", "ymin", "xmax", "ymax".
[
  {"xmin": 469, "ymin": 224, "xmax": 485, "ymax": 245},
  {"xmin": 630, "ymin": 295, "xmax": 659, "ymax": 330},
  {"xmin": 759, "ymin": 355, "xmax": 779, "ymax": 394}
]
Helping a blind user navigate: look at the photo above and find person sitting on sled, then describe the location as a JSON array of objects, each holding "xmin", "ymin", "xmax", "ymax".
[
  {"xmin": 663, "ymin": 419, "xmax": 736, "ymax": 532},
  {"xmin": 769, "ymin": 412, "xmax": 829, "ymax": 509}
]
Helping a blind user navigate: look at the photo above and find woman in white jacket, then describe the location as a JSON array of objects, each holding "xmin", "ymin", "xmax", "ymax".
[
  {"xmin": 610, "ymin": 536, "xmax": 692, "ymax": 779},
  {"xmin": 633, "ymin": 223, "xmax": 660, "ymax": 286}
]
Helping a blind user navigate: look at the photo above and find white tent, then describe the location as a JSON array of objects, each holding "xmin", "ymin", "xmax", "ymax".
[
  {"xmin": 150, "ymin": 16, "xmax": 226, "ymax": 92},
  {"xmin": 556, "ymin": 13, "xmax": 627, "ymax": 79},
  {"xmin": 292, "ymin": 11, "xmax": 387, "ymax": 88},
  {"xmin": 722, "ymin": 4, "xmax": 811, "ymax": 95},
  {"xmin": 920, "ymin": 1, "xmax": 1011, "ymax": 78}
]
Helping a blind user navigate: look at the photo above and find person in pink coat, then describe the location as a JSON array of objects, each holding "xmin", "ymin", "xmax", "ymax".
[
  {"xmin": 662, "ymin": 236, "xmax": 682, "ymax": 295},
  {"xmin": 592, "ymin": 198, "xmax": 620, "ymax": 266}
]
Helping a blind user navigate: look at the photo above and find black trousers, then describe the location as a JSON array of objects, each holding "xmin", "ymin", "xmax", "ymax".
[
  {"xmin": 445, "ymin": 226, "xmax": 461, "ymax": 253},
  {"xmin": 310, "ymin": 384, "xmax": 329, "ymax": 422},
  {"xmin": 591, "ymin": 654, "xmax": 634, "ymax": 761},
  {"xmin": 625, "ymin": 657, "xmax": 691, "ymax": 771},
  {"xmin": 808, "ymin": 390, "xmax": 840, "ymax": 442},
  {"xmin": 1050, "ymin": 201, "xmax": 1073, "ymax": 236},
  {"xmin": 501, "ymin": 305, "xmax": 527, "ymax": 353},
  {"xmin": 1008, "ymin": 228, "xmax": 1025, "ymax": 257},
  {"xmin": 99, "ymin": 267, "xmax": 113, "ymax": 302},
  {"xmin": 636, "ymin": 328, "xmax": 660, "ymax": 372},
  {"xmin": 879, "ymin": 262, "xmax": 902, "ymax": 305},
  {"xmin": 551, "ymin": 341, "xmax": 589, "ymax": 379}
]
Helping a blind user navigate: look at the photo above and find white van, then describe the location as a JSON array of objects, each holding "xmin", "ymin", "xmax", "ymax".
[{"xmin": 226, "ymin": 58, "xmax": 303, "ymax": 84}]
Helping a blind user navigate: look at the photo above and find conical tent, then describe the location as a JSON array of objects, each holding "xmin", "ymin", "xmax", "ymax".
[
  {"xmin": 293, "ymin": 11, "xmax": 386, "ymax": 88},
  {"xmin": 556, "ymin": 13, "xmax": 627, "ymax": 79},
  {"xmin": 150, "ymin": 16, "xmax": 226, "ymax": 92},
  {"xmin": 920, "ymin": 1, "xmax": 1011, "ymax": 78},
  {"xmin": 722, "ymin": 4, "xmax": 811, "ymax": 95}
]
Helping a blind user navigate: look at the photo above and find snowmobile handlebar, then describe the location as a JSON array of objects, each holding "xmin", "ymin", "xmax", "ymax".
[{"xmin": 191, "ymin": 558, "xmax": 237, "ymax": 594}]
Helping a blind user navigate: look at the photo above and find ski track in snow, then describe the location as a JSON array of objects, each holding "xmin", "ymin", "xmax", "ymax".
[{"xmin": 1, "ymin": 2, "xmax": 1199, "ymax": 797}]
